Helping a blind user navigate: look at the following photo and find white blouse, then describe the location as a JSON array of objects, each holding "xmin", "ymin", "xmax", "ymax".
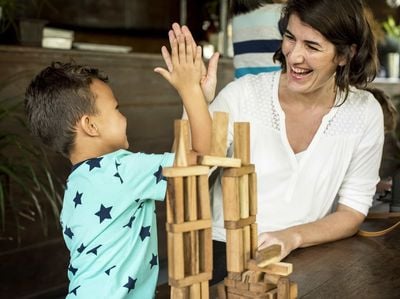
[{"xmin": 209, "ymin": 71, "xmax": 384, "ymax": 241}]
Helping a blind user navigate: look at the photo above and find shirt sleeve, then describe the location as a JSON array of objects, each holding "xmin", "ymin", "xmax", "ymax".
[
  {"xmin": 118, "ymin": 151, "xmax": 175, "ymax": 202},
  {"xmin": 338, "ymin": 97, "xmax": 384, "ymax": 215}
]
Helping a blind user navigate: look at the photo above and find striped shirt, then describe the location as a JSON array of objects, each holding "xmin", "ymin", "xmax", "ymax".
[{"xmin": 232, "ymin": 4, "xmax": 284, "ymax": 78}]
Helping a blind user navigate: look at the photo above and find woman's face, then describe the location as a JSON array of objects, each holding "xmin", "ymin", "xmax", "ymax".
[{"xmin": 281, "ymin": 14, "xmax": 345, "ymax": 95}]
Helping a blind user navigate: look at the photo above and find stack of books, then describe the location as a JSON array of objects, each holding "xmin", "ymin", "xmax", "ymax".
[{"xmin": 42, "ymin": 27, "xmax": 74, "ymax": 50}]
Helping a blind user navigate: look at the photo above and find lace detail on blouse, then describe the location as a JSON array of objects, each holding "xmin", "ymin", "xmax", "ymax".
[
  {"xmin": 243, "ymin": 73, "xmax": 281, "ymax": 131},
  {"xmin": 323, "ymin": 91, "xmax": 368, "ymax": 136}
]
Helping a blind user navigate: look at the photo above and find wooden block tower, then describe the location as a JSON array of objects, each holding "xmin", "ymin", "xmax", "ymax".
[
  {"xmin": 164, "ymin": 112, "xmax": 298, "ymax": 298},
  {"xmin": 163, "ymin": 119, "xmax": 213, "ymax": 298}
]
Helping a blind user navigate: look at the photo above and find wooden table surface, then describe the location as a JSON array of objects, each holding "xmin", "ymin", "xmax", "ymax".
[{"xmin": 156, "ymin": 218, "xmax": 400, "ymax": 298}]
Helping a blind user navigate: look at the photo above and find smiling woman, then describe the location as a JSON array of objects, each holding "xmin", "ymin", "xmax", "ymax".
[{"xmin": 158, "ymin": 0, "xmax": 387, "ymax": 284}]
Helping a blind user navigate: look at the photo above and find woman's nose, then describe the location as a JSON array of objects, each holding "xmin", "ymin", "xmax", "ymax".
[{"xmin": 288, "ymin": 43, "xmax": 305, "ymax": 64}]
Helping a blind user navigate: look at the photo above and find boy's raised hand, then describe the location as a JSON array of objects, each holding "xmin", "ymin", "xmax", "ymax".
[
  {"xmin": 154, "ymin": 30, "xmax": 203, "ymax": 97},
  {"xmin": 155, "ymin": 23, "xmax": 219, "ymax": 103}
]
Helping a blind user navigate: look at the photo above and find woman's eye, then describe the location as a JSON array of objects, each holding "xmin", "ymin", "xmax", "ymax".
[
  {"xmin": 306, "ymin": 45, "xmax": 319, "ymax": 51},
  {"xmin": 284, "ymin": 33, "xmax": 294, "ymax": 40}
]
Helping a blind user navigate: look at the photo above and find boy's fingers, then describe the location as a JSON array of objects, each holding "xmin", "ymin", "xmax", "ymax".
[
  {"xmin": 182, "ymin": 25, "xmax": 197, "ymax": 55},
  {"xmin": 161, "ymin": 46, "xmax": 173, "ymax": 72},
  {"xmin": 172, "ymin": 23, "xmax": 183, "ymax": 39},
  {"xmin": 186, "ymin": 35, "xmax": 193, "ymax": 62},
  {"xmin": 168, "ymin": 30, "xmax": 176, "ymax": 48},
  {"xmin": 178, "ymin": 34, "xmax": 186, "ymax": 63},
  {"xmin": 171, "ymin": 38, "xmax": 179, "ymax": 66}
]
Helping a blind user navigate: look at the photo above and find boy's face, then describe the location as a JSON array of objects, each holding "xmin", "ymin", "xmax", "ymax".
[{"xmin": 90, "ymin": 79, "xmax": 129, "ymax": 152}]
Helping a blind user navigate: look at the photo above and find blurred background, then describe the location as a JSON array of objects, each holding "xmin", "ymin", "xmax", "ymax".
[{"xmin": 0, "ymin": 1, "xmax": 399, "ymax": 298}]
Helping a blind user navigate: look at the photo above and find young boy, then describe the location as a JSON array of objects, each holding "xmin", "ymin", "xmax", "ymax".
[{"xmin": 25, "ymin": 36, "xmax": 210, "ymax": 298}]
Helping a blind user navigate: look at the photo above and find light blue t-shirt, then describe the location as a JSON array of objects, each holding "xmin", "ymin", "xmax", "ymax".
[{"xmin": 60, "ymin": 149, "xmax": 175, "ymax": 298}]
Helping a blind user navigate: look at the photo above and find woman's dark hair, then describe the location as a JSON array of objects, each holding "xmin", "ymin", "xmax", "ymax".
[
  {"xmin": 273, "ymin": 0, "xmax": 378, "ymax": 100},
  {"xmin": 25, "ymin": 62, "xmax": 108, "ymax": 157}
]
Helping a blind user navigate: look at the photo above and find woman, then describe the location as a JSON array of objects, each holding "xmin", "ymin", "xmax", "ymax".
[{"xmin": 157, "ymin": 0, "xmax": 384, "ymax": 283}]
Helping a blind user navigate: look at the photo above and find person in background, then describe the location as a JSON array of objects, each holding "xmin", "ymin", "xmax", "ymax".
[
  {"xmin": 231, "ymin": 0, "xmax": 286, "ymax": 78},
  {"xmin": 159, "ymin": 0, "xmax": 385, "ymax": 284}
]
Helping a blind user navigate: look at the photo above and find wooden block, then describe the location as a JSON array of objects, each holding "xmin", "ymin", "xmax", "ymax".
[
  {"xmin": 243, "ymin": 226, "xmax": 251, "ymax": 270},
  {"xmin": 234, "ymin": 122, "xmax": 250, "ymax": 165},
  {"xmin": 199, "ymin": 228, "xmax": 213, "ymax": 273},
  {"xmin": 166, "ymin": 177, "xmax": 184, "ymax": 224},
  {"xmin": 224, "ymin": 277, "xmax": 236, "ymax": 288},
  {"xmin": 223, "ymin": 164, "xmax": 255, "ymax": 177},
  {"xmin": 210, "ymin": 111, "xmax": 229, "ymax": 157},
  {"xmin": 249, "ymin": 173, "xmax": 258, "ymax": 216},
  {"xmin": 255, "ymin": 244, "xmax": 282, "ymax": 268},
  {"xmin": 277, "ymin": 277, "xmax": 290, "ymax": 299},
  {"xmin": 227, "ymin": 272, "xmax": 242, "ymax": 281},
  {"xmin": 197, "ymin": 175, "xmax": 211, "ymax": 219},
  {"xmin": 226, "ymin": 291, "xmax": 245, "ymax": 299},
  {"xmin": 188, "ymin": 231, "xmax": 199, "ymax": 275},
  {"xmin": 227, "ymin": 286, "xmax": 268, "ymax": 299},
  {"xmin": 249, "ymin": 282, "xmax": 276, "ymax": 293},
  {"xmin": 224, "ymin": 215, "xmax": 256, "ymax": 230},
  {"xmin": 170, "ymin": 286, "xmax": 189, "ymax": 299},
  {"xmin": 221, "ymin": 177, "xmax": 240, "ymax": 221},
  {"xmin": 289, "ymin": 282, "xmax": 298, "ymax": 299},
  {"xmin": 239, "ymin": 175, "xmax": 250, "ymax": 218},
  {"xmin": 241, "ymin": 270, "xmax": 252, "ymax": 283},
  {"xmin": 189, "ymin": 283, "xmax": 201, "ymax": 299},
  {"xmin": 247, "ymin": 271, "xmax": 264, "ymax": 284},
  {"xmin": 185, "ymin": 176, "xmax": 200, "ymax": 276},
  {"xmin": 168, "ymin": 232, "xmax": 185, "ymax": 280},
  {"xmin": 264, "ymin": 273, "xmax": 281, "ymax": 285},
  {"xmin": 247, "ymin": 260, "xmax": 293, "ymax": 276},
  {"xmin": 169, "ymin": 272, "xmax": 212, "ymax": 288},
  {"xmin": 217, "ymin": 282, "xmax": 227, "ymax": 299},
  {"xmin": 266, "ymin": 288, "xmax": 278, "ymax": 299},
  {"xmin": 163, "ymin": 166, "xmax": 210, "ymax": 177},
  {"xmin": 173, "ymin": 120, "xmax": 190, "ymax": 167},
  {"xmin": 250, "ymin": 223, "xmax": 258, "ymax": 259},
  {"xmin": 235, "ymin": 280, "xmax": 249, "ymax": 291},
  {"xmin": 185, "ymin": 176, "xmax": 197, "ymax": 222},
  {"xmin": 199, "ymin": 155, "xmax": 241, "ymax": 168},
  {"xmin": 166, "ymin": 219, "xmax": 212, "ymax": 233},
  {"xmin": 166, "ymin": 191, "xmax": 173, "ymax": 224},
  {"xmin": 201, "ymin": 281, "xmax": 209, "ymax": 299},
  {"xmin": 226, "ymin": 229, "xmax": 244, "ymax": 273}
]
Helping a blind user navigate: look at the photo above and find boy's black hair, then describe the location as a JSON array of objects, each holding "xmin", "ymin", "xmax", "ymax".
[{"xmin": 25, "ymin": 62, "xmax": 108, "ymax": 157}]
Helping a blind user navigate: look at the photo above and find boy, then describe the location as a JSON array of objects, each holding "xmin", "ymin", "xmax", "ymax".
[{"xmin": 25, "ymin": 35, "xmax": 210, "ymax": 298}]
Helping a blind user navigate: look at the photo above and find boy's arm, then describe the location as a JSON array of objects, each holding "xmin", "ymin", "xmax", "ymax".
[{"xmin": 155, "ymin": 32, "xmax": 212, "ymax": 157}]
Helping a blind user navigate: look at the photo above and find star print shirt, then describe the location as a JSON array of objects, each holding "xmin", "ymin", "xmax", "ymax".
[{"xmin": 61, "ymin": 149, "xmax": 175, "ymax": 298}]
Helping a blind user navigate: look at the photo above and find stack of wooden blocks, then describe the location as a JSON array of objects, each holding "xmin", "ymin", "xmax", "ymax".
[{"xmin": 163, "ymin": 112, "xmax": 297, "ymax": 299}]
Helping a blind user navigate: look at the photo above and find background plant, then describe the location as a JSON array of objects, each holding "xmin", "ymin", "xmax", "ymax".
[{"xmin": 0, "ymin": 71, "xmax": 62, "ymax": 244}]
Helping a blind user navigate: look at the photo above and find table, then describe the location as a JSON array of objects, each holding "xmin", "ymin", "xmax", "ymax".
[
  {"xmin": 285, "ymin": 217, "xmax": 400, "ymax": 298},
  {"xmin": 156, "ymin": 217, "xmax": 400, "ymax": 298}
]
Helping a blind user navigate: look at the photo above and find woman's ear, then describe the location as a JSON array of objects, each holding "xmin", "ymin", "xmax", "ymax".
[
  {"xmin": 79, "ymin": 115, "xmax": 99, "ymax": 137},
  {"xmin": 338, "ymin": 44, "xmax": 357, "ymax": 66}
]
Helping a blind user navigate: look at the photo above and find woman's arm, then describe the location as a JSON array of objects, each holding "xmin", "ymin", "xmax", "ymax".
[{"xmin": 258, "ymin": 203, "xmax": 365, "ymax": 260}]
